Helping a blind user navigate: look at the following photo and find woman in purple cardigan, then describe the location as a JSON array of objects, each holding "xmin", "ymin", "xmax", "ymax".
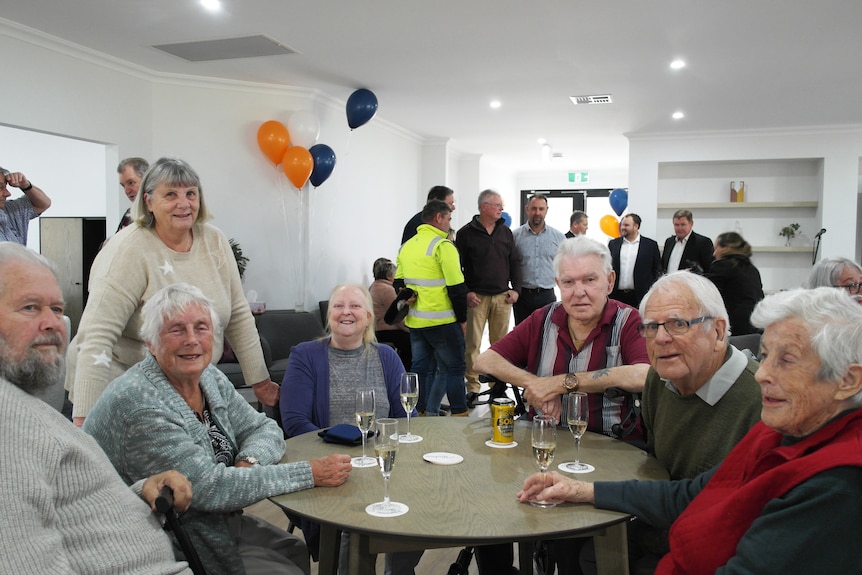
[
  {"xmin": 279, "ymin": 283, "xmax": 419, "ymax": 572},
  {"xmin": 280, "ymin": 283, "xmax": 411, "ymax": 439}
]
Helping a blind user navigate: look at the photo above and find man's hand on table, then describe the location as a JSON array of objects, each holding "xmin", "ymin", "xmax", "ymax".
[{"xmin": 522, "ymin": 375, "xmax": 566, "ymax": 406}]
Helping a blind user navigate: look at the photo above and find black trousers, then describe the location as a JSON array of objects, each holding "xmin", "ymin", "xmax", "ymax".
[{"xmin": 513, "ymin": 288, "xmax": 556, "ymax": 325}]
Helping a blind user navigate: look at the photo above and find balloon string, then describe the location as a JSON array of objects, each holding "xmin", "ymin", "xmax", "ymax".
[
  {"xmin": 276, "ymin": 169, "xmax": 294, "ymax": 306},
  {"xmin": 296, "ymin": 183, "xmax": 308, "ymax": 311}
]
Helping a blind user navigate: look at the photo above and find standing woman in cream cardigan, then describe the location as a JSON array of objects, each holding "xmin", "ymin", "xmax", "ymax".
[{"xmin": 65, "ymin": 157, "xmax": 279, "ymax": 425}]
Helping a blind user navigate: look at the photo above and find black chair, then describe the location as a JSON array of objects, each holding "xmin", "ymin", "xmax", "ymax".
[
  {"xmin": 729, "ymin": 333, "xmax": 762, "ymax": 360},
  {"xmin": 474, "ymin": 373, "xmax": 527, "ymax": 417},
  {"xmin": 155, "ymin": 487, "xmax": 206, "ymax": 575}
]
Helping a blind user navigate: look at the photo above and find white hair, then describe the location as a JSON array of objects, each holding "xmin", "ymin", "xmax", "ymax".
[{"xmin": 751, "ymin": 287, "xmax": 862, "ymax": 405}]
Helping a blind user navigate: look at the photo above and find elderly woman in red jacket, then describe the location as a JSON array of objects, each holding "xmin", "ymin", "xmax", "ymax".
[{"xmin": 518, "ymin": 286, "xmax": 862, "ymax": 574}]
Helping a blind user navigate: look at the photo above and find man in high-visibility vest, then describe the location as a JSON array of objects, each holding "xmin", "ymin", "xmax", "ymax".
[{"xmin": 395, "ymin": 200, "xmax": 468, "ymax": 416}]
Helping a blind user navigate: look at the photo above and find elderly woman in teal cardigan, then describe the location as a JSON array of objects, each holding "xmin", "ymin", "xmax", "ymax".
[{"xmin": 84, "ymin": 283, "xmax": 352, "ymax": 575}]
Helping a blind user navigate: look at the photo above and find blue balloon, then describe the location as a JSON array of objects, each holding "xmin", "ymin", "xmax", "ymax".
[
  {"xmin": 501, "ymin": 211, "xmax": 512, "ymax": 227},
  {"xmin": 609, "ymin": 188, "xmax": 628, "ymax": 217},
  {"xmin": 309, "ymin": 144, "xmax": 336, "ymax": 187},
  {"xmin": 346, "ymin": 89, "xmax": 378, "ymax": 129}
]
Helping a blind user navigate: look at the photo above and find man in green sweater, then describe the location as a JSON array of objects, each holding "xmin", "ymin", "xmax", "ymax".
[{"xmin": 638, "ymin": 271, "xmax": 762, "ymax": 480}]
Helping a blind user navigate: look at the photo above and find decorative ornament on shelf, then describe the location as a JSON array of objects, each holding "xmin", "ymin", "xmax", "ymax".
[
  {"xmin": 229, "ymin": 238, "xmax": 249, "ymax": 280},
  {"xmin": 779, "ymin": 223, "xmax": 800, "ymax": 246}
]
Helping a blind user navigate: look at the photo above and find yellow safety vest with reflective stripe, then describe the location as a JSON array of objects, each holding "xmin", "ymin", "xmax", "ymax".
[{"xmin": 396, "ymin": 224, "xmax": 465, "ymax": 329}]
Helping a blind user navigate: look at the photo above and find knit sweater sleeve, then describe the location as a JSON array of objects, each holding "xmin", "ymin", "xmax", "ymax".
[
  {"xmin": 210, "ymin": 226, "xmax": 269, "ymax": 386},
  {"xmin": 85, "ymin": 362, "xmax": 313, "ymax": 513},
  {"xmin": 593, "ymin": 468, "xmax": 715, "ymax": 529},
  {"xmin": 67, "ymin": 226, "xmax": 153, "ymax": 417},
  {"xmin": 716, "ymin": 467, "xmax": 862, "ymax": 574}
]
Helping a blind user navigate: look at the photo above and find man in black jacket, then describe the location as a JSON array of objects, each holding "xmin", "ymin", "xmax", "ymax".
[
  {"xmin": 609, "ymin": 213, "xmax": 662, "ymax": 308},
  {"xmin": 661, "ymin": 209, "xmax": 714, "ymax": 274},
  {"xmin": 455, "ymin": 189, "xmax": 522, "ymax": 407}
]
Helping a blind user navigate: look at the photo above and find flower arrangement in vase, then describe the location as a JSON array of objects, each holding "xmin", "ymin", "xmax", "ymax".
[{"xmin": 779, "ymin": 223, "xmax": 800, "ymax": 246}]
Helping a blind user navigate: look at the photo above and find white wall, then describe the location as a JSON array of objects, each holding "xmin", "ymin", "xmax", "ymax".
[
  {"xmin": 0, "ymin": 22, "xmax": 433, "ymax": 310},
  {"xmin": 0, "ymin": 126, "xmax": 107, "ymax": 249},
  {"xmin": 628, "ymin": 128, "xmax": 862, "ymax": 290}
]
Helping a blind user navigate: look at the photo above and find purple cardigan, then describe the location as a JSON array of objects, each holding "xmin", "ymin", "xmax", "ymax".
[{"xmin": 279, "ymin": 338, "xmax": 409, "ymax": 438}]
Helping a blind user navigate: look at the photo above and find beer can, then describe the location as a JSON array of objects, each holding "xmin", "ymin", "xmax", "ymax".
[{"xmin": 490, "ymin": 398, "xmax": 515, "ymax": 444}]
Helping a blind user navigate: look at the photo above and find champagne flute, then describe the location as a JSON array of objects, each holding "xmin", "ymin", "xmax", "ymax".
[
  {"xmin": 366, "ymin": 418, "xmax": 408, "ymax": 516},
  {"xmin": 530, "ymin": 414, "xmax": 560, "ymax": 508},
  {"xmin": 560, "ymin": 392, "xmax": 591, "ymax": 473},
  {"xmin": 399, "ymin": 372, "xmax": 422, "ymax": 443},
  {"xmin": 352, "ymin": 388, "xmax": 377, "ymax": 468}
]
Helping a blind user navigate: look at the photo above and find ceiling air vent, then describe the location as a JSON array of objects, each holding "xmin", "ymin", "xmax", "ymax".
[
  {"xmin": 153, "ymin": 35, "xmax": 297, "ymax": 62},
  {"xmin": 569, "ymin": 94, "xmax": 613, "ymax": 105}
]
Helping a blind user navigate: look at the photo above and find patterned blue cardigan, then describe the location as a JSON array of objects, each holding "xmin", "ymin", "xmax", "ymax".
[{"xmin": 84, "ymin": 353, "xmax": 314, "ymax": 575}]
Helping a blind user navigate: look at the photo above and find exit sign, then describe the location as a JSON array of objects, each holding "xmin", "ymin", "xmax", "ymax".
[{"xmin": 569, "ymin": 171, "xmax": 589, "ymax": 183}]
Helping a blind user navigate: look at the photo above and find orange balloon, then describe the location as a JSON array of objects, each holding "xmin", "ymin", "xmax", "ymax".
[
  {"xmin": 600, "ymin": 214, "xmax": 621, "ymax": 238},
  {"xmin": 257, "ymin": 120, "xmax": 291, "ymax": 164},
  {"xmin": 282, "ymin": 146, "xmax": 314, "ymax": 189}
]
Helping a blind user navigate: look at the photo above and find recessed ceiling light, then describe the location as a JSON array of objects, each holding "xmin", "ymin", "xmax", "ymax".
[
  {"xmin": 489, "ymin": 100, "xmax": 502, "ymax": 109},
  {"xmin": 537, "ymin": 138, "xmax": 547, "ymax": 145},
  {"xmin": 672, "ymin": 111, "xmax": 685, "ymax": 120},
  {"xmin": 201, "ymin": 0, "xmax": 221, "ymax": 11},
  {"xmin": 670, "ymin": 59, "xmax": 686, "ymax": 70}
]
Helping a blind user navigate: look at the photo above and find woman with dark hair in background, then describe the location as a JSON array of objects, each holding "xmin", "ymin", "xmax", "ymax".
[
  {"xmin": 706, "ymin": 232, "xmax": 764, "ymax": 335},
  {"xmin": 369, "ymin": 257, "xmax": 412, "ymax": 368}
]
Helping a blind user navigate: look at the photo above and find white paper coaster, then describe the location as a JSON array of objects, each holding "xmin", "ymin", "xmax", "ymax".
[
  {"xmin": 558, "ymin": 462, "xmax": 595, "ymax": 474},
  {"xmin": 398, "ymin": 433, "xmax": 424, "ymax": 444},
  {"xmin": 350, "ymin": 456, "xmax": 377, "ymax": 468},
  {"xmin": 423, "ymin": 452, "xmax": 464, "ymax": 465},
  {"xmin": 485, "ymin": 440, "xmax": 518, "ymax": 449},
  {"xmin": 365, "ymin": 502, "xmax": 409, "ymax": 517}
]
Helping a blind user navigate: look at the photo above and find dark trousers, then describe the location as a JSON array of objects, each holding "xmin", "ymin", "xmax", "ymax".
[{"xmin": 513, "ymin": 288, "xmax": 556, "ymax": 325}]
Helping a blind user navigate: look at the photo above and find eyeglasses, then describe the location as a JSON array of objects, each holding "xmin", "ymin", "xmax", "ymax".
[
  {"xmin": 834, "ymin": 282, "xmax": 862, "ymax": 294},
  {"xmin": 637, "ymin": 316, "xmax": 713, "ymax": 338},
  {"xmin": 483, "ymin": 202, "xmax": 504, "ymax": 210}
]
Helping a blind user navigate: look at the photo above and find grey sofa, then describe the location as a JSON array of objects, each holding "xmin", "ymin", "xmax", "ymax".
[{"xmin": 216, "ymin": 309, "xmax": 326, "ymax": 403}]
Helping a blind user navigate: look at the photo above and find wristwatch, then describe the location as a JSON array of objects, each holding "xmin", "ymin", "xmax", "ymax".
[
  {"xmin": 562, "ymin": 372, "xmax": 580, "ymax": 393},
  {"xmin": 237, "ymin": 455, "xmax": 260, "ymax": 466}
]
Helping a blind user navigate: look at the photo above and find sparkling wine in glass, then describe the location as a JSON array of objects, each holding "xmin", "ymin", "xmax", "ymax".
[
  {"xmin": 366, "ymin": 418, "xmax": 408, "ymax": 516},
  {"xmin": 530, "ymin": 414, "xmax": 560, "ymax": 508},
  {"xmin": 561, "ymin": 392, "xmax": 591, "ymax": 473},
  {"xmin": 352, "ymin": 388, "xmax": 377, "ymax": 468},
  {"xmin": 399, "ymin": 372, "xmax": 422, "ymax": 443}
]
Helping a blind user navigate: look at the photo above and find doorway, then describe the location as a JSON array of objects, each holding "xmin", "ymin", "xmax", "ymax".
[{"xmin": 40, "ymin": 217, "xmax": 106, "ymax": 337}]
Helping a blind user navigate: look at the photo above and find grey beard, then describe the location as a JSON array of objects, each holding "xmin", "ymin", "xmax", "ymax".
[{"xmin": 0, "ymin": 340, "xmax": 65, "ymax": 395}]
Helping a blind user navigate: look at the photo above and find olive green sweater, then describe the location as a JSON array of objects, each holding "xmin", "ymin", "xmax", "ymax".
[{"xmin": 641, "ymin": 346, "xmax": 762, "ymax": 479}]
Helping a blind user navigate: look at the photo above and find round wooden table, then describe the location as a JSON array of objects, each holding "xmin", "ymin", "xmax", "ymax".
[{"xmin": 271, "ymin": 416, "xmax": 667, "ymax": 575}]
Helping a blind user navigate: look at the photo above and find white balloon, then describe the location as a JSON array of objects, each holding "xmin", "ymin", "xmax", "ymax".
[{"xmin": 288, "ymin": 110, "xmax": 320, "ymax": 149}]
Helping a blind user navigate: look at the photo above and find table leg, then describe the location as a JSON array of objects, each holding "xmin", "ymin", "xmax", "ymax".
[
  {"xmin": 594, "ymin": 522, "xmax": 629, "ymax": 575},
  {"xmin": 347, "ymin": 533, "xmax": 377, "ymax": 575},
  {"xmin": 517, "ymin": 541, "xmax": 533, "ymax": 574},
  {"xmin": 318, "ymin": 525, "xmax": 341, "ymax": 575}
]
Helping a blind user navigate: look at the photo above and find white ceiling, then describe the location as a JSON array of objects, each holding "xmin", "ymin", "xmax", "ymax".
[{"xmin": 3, "ymin": 0, "xmax": 862, "ymax": 173}]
